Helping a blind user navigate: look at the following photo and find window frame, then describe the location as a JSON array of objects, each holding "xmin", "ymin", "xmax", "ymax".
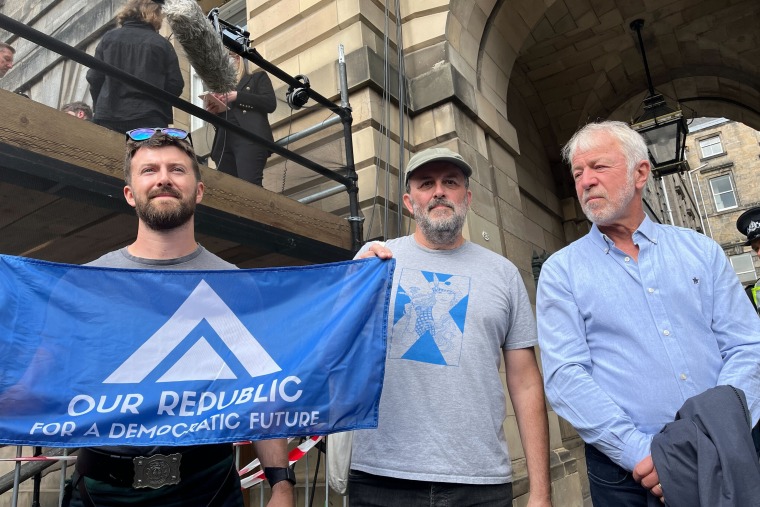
[
  {"xmin": 730, "ymin": 252, "xmax": 757, "ymax": 284},
  {"xmin": 709, "ymin": 173, "xmax": 738, "ymax": 212},
  {"xmin": 698, "ymin": 135, "xmax": 724, "ymax": 159}
]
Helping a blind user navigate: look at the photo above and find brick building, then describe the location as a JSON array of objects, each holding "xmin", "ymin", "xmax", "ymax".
[{"xmin": 684, "ymin": 118, "xmax": 760, "ymax": 286}]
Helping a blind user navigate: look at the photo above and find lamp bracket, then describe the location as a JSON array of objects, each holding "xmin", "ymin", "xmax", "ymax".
[
  {"xmin": 631, "ymin": 109, "xmax": 684, "ymax": 133},
  {"xmin": 642, "ymin": 93, "xmax": 666, "ymax": 111},
  {"xmin": 651, "ymin": 160, "xmax": 690, "ymax": 179}
]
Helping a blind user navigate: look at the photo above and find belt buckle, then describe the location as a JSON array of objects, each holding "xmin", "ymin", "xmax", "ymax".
[{"xmin": 132, "ymin": 453, "xmax": 181, "ymax": 489}]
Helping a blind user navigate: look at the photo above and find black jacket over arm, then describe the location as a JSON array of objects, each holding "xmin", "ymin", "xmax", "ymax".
[{"xmin": 651, "ymin": 385, "xmax": 760, "ymax": 507}]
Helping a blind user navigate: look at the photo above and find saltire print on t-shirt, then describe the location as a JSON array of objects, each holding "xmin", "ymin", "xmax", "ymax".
[{"xmin": 390, "ymin": 269, "xmax": 470, "ymax": 366}]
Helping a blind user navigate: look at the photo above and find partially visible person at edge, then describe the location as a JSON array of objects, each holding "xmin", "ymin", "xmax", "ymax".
[
  {"xmin": 64, "ymin": 128, "xmax": 293, "ymax": 507},
  {"xmin": 349, "ymin": 147, "xmax": 552, "ymax": 507},
  {"xmin": 204, "ymin": 51, "xmax": 276, "ymax": 187},
  {"xmin": 536, "ymin": 120, "xmax": 760, "ymax": 506},
  {"xmin": 62, "ymin": 101, "xmax": 93, "ymax": 120},
  {"xmin": 86, "ymin": 0, "xmax": 183, "ymax": 133},
  {"xmin": 737, "ymin": 206, "xmax": 760, "ymax": 317},
  {"xmin": 0, "ymin": 42, "xmax": 14, "ymax": 79},
  {"xmin": 736, "ymin": 205, "xmax": 760, "ymax": 455}
]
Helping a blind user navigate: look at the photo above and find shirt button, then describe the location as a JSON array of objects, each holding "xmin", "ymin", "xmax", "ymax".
[
  {"xmin": 242, "ymin": 110, "xmax": 247, "ymax": 114},
  {"xmin": 245, "ymin": 86, "xmax": 250, "ymax": 90},
  {"xmin": 680, "ymin": 373, "xmax": 687, "ymax": 380},
  {"xmin": 624, "ymin": 257, "xmax": 630, "ymax": 262},
  {"xmin": 648, "ymin": 288, "xmax": 654, "ymax": 293},
  {"xmin": 663, "ymin": 330, "xmax": 670, "ymax": 336}
]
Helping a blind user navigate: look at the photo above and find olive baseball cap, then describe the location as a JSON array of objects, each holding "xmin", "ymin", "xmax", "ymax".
[{"xmin": 405, "ymin": 147, "xmax": 473, "ymax": 184}]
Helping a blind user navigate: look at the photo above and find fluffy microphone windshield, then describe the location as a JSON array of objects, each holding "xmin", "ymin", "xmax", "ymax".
[{"xmin": 161, "ymin": 0, "xmax": 238, "ymax": 92}]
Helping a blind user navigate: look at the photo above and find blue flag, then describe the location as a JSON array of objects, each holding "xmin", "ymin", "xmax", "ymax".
[{"xmin": 0, "ymin": 254, "xmax": 393, "ymax": 447}]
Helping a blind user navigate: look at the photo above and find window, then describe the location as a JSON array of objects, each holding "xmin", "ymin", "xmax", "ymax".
[
  {"xmin": 189, "ymin": 72, "xmax": 206, "ymax": 132},
  {"xmin": 730, "ymin": 253, "xmax": 757, "ymax": 284},
  {"xmin": 709, "ymin": 174, "xmax": 737, "ymax": 211},
  {"xmin": 699, "ymin": 136, "xmax": 724, "ymax": 158}
]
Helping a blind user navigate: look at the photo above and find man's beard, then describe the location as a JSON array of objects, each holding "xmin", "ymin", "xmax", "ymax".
[
  {"xmin": 581, "ymin": 172, "xmax": 636, "ymax": 226},
  {"xmin": 411, "ymin": 195, "xmax": 468, "ymax": 246},
  {"xmin": 134, "ymin": 187, "xmax": 196, "ymax": 231}
]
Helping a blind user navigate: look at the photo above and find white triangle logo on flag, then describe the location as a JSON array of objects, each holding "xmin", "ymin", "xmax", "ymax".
[
  {"xmin": 157, "ymin": 337, "xmax": 237, "ymax": 382},
  {"xmin": 104, "ymin": 280, "xmax": 281, "ymax": 384}
]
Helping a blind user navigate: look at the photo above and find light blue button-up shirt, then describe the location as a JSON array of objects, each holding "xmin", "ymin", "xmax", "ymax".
[{"xmin": 537, "ymin": 215, "xmax": 760, "ymax": 471}]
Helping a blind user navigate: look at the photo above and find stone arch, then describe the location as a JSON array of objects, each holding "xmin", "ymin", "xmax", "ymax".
[
  {"xmin": 461, "ymin": 0, "xmax": 760, "ymax": 207},
  {"xmin": 499, "ymin": 0, "xmax": 760, "ymax": 157}
]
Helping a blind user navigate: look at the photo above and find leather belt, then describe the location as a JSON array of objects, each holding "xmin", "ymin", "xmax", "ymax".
[{"xmin": 76, "ymin": 444, "xmax": 232, "ymax": 489}]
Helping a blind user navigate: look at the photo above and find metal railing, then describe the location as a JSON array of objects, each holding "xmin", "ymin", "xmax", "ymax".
[
  {"xmin": 0, "ymin": 439, "xmax": 345, "ymax": 506},
  {"xmin": 0, "ymin": 9, "xmax": 361, "ymax": 506},
  {"xmin": 0, "ymin": 12, "xmax": 364, "ymax": 252}
]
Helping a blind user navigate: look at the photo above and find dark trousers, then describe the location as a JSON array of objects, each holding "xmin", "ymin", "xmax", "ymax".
[
  {"xmin": 585, "ymin": 444, "xmax": 660, "ymax": 507},
  {"xmin": 213, "ymin": 132, "xmax": 269, "ymax": 186},
  {"xmin": 64, "ymin": 455, "xmax": 243, "ymax": 507},
  {"xmin": 348, "ymin": 469, "xmax": 513, "ymax": 507}
]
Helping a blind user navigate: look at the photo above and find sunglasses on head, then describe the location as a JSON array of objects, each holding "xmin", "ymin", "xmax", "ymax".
[{"xmin": 125, "ymin": 128, "xmax": 193, "ymax": 146}]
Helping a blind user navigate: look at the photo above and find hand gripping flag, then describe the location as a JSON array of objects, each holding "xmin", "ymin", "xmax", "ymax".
[{"xmin": 0, "ymin": 254, "xmax": 393, "ymax": 447}]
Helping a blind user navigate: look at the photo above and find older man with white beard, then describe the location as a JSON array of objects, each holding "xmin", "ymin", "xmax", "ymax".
[
  {"xmin": 536, "ymin": 121, "xmax": 760, "ymax": 507},
  {"xmin": 349, "ymin": 148, "xmax": 552, "ymax": 507}
]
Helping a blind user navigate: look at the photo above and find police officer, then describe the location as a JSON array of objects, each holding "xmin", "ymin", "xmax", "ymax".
[
  {"xmin": 736, "ymin": 206, "xmax": 760, "ymax": 457},
  {"xmin": 736, "ymin": 206, "xmax": 760, "ymax": 315}
]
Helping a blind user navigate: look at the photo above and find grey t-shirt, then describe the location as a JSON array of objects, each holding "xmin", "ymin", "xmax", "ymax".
[
  {"xmin": 350, "ymin": 235, "xmax": 538, "ymax": 484},
  {"xmin": 85, "ymin": 244, "xmax": 235, "ymax": 456},
  {"xmin": 87, "ymin": 245, "xmax": 235, "ymax": 270}
]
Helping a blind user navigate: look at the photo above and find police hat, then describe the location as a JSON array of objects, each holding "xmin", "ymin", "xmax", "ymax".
[{"xmin": 736, "ymin": 206, "xmax": 760, "ymax": 246}]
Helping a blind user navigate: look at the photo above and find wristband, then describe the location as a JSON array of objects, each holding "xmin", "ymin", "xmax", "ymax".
[{"xmin": 264, "ymin": 466, "xmax": 296, "ymax": 487}]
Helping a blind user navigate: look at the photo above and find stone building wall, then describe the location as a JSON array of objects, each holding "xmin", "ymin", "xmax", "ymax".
[
  {"xmin": 0, "ymin": 0, "xmax": 117, "ymax": 107},
  {"xmin": 685, "ymin": 119, "xmax": 760, "ymax": 279},
  {"xmin": 241, "ymin": 1, "xmax": 588, "ymax": 504}
]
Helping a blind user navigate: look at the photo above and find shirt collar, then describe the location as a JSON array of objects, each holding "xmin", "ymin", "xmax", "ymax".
[
  {"xmin": 588, "ymin": 214, "xmax": 658, "ymax": 254},
  {"xmin": 635, "ymin": 214, "xmax": 658, "ymax": 245},
  {"xmin": 588, "ymin": 223, "xmax": 610, "ymax": 253}
]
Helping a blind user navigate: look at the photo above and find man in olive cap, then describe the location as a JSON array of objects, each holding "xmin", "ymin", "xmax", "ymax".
[{"xmin": 350, "ymin": 147, "xmax": 552, "ymax": 507}]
